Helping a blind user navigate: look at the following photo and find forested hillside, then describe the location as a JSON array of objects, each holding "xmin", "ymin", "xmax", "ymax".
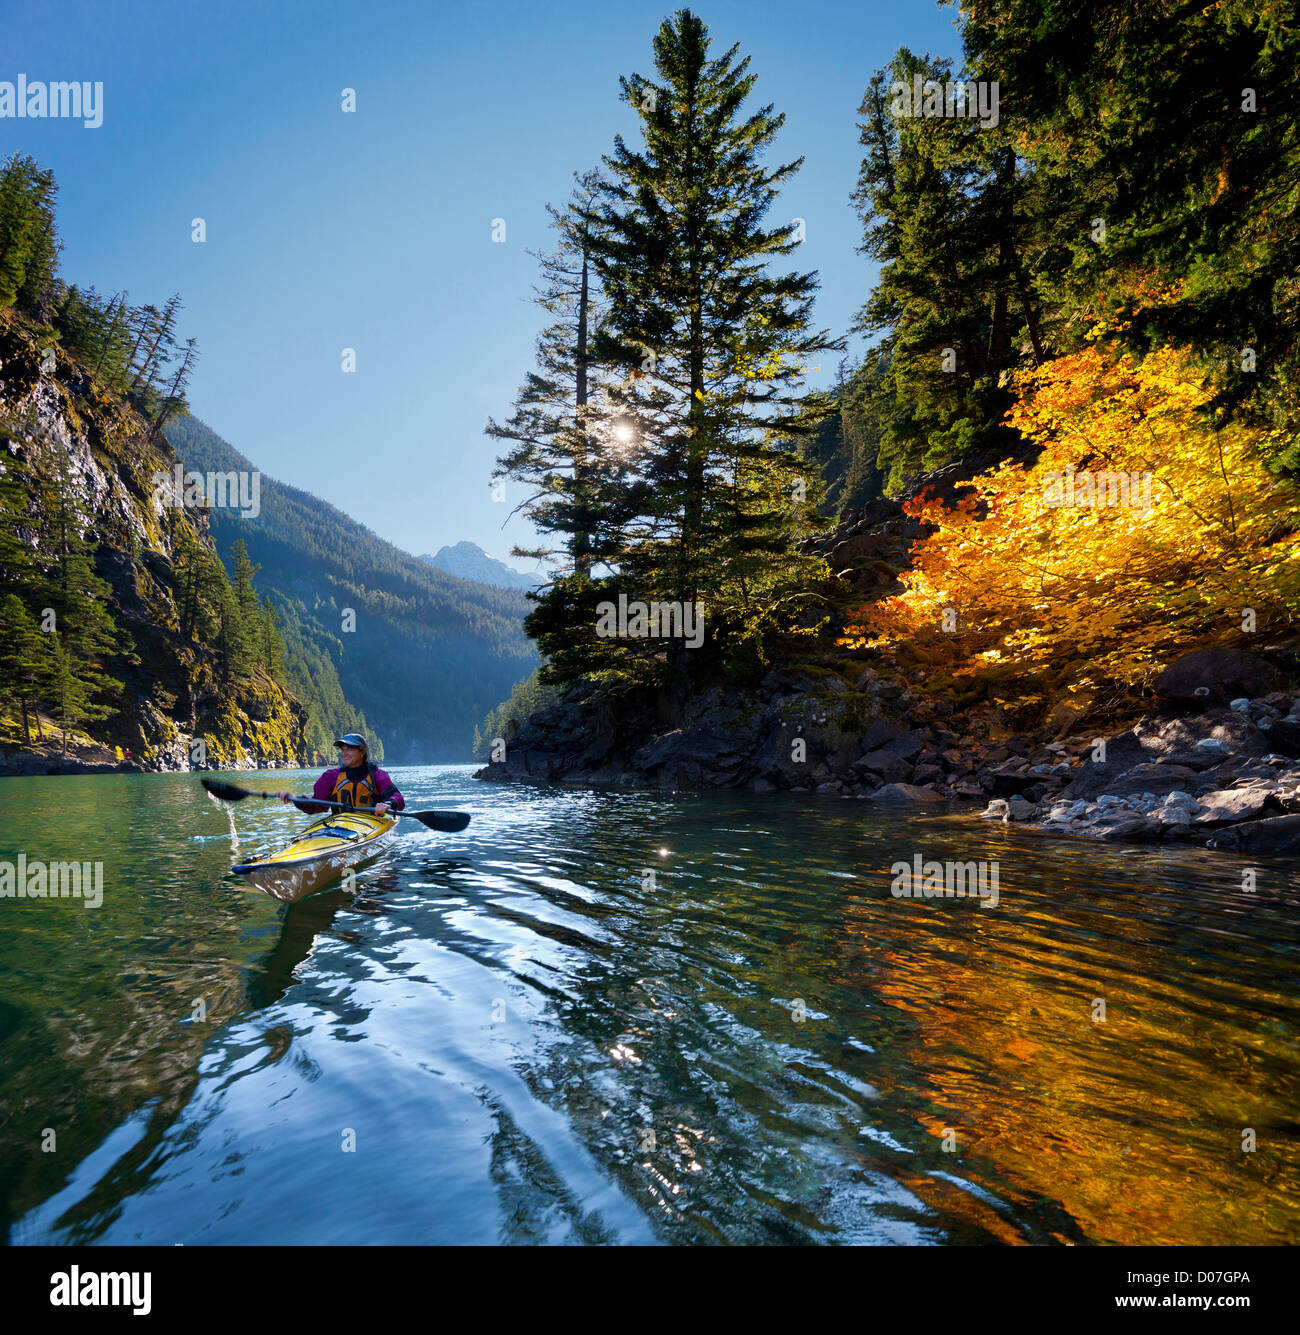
[
  {"xmin": 167, "ymin": 415, "xmax": 538, "ymax": 762},
  {"xmin": 807, "ymin": 0, "xmax": 1299, "ymax": 508},
  {"xmin": 0, "ymin": 154, "xmax": 303, "ymax": 771}
]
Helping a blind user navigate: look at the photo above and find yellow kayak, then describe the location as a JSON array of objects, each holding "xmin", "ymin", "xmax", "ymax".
[{"xmin": 232, "ymin": 810, "xmax": 398, "ymax": 903}]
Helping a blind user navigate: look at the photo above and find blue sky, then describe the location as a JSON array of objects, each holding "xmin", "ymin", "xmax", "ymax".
[{"xmin": 4, "ymin": 0, "xmax": 962, "ymax": 567}]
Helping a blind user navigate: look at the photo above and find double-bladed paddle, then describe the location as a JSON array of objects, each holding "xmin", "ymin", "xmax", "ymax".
[{"xmin": 200, "ymin": 777, "xmax": 471, "ymax": 832}]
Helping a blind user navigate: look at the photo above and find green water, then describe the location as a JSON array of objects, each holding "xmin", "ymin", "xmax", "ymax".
[{"xmin": 0, "ymin": 767, "xmax": 1297, "ymax": 1244}]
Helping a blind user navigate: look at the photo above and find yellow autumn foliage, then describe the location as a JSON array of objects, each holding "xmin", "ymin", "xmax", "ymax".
[{"xmin": 843, "ymin": 336, "xmax": 1300, "ymax": 717}]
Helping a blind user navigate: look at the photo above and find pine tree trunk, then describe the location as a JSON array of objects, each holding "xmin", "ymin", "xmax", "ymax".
[{"xmin": 573, "ymin": 249, "xmax": 592, "ymax": 578}]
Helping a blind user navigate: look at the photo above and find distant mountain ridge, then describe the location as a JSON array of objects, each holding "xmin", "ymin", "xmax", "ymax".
[
  {"xmin": 420, "ymin": 541, "xmax": 539, "ymax": 591},
  {"xmin": 166, "ymin": 416, "xmax": 538, "ymax": 763}
]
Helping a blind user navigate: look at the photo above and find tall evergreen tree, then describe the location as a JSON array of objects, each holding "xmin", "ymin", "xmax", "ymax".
[
  {"xmin": 49, "ymin": 633, "xmax": 112, "ymax": 754},
  {"xmin": 0, "ymin": 153, "xmax": 61, "ymax": 315},
  {"xmin": 0, "ymin": 455, "xmax": 36, "ymax": 595},
  {"xmin": 38, "ymin": 453, "xmax": 126, "ymax": 711},
  {"xmin": 850, "ymin": 50, "xmax": 1054, "ymax": 491},
  {"xmin": 575, "ymin": 8, "xmax": 840, "ymax": 699},
  {"xmin": 152, "ymin": 337, "xmax": 199, "ymax": 435},
  {"xmin": 960, "ymin": 0, "xmax": 1300, "ymax": 467},
  {"xmin": 230, "ymin": 537, "xmax": 260, "ymax": 622},
  {"xmin": 0, "ymin": 593, "xmax": 50, "ymax": 744},
  {"xmin": 129, "ymin": 292, "xmax": 182, "ymax": 398},
  {"xmin": 259, "ymin": 598, "xmax": 286, "ymax": 682},
  {"xmin": 489, "ymin": 169, "xmax": 615, "ymax": 580},
  {"xmin": 488, "ymin": 170, "xmax": 651, "ymax": 685}
]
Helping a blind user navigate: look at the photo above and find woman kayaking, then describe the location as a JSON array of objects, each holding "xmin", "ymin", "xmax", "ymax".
[
  {"xmin": 203, "ymin": 750, "xmax": 467, "ymax": 903},
  {"xmin": 275, "ymin": 733, "xmax": 405, "ymax": 816}
]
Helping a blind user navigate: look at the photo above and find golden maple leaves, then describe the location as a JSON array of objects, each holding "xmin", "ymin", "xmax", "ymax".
[{"xmin": 842, "ymin": 332, "xmax": 1300, "ymax": 717}]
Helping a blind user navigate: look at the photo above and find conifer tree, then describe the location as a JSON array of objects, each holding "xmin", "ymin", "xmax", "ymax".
[
  {"xmin": 0, "ymin": 153, "xmax": 60, "ymax": 314},
  {"xmin": 129, "ymin": 292, "xmax": 182, "ymax": 397},
  {"xmin": 576, "ymin": 8, "xmax": 840, "ymax": 699},
  {"xmin": 959, "ymin": 0, "xmax": 1300, "ymax": 466},
  {"xmin": 152, "ymin": 337, "xmax": 198, "ymax": 434},
  {"xmin": 39, "ymin": 453, "xmax": 125, "ymax": 711},
  {"xmin": 850, "ymin": 50, "xmax": 1053, "ymax": 491},
  {"xmin": 0, "ymin": 594, "xmax": 50, "ymax": 744},
  {"xmin": 230, "ymin": 538, "xmax": 261, "ymax": 623},
  {"xmin": 0, "ymin": 455, "xmax": 35, "ymax": 595},
  {"xmin": 259, "ymin": 598, "xmax": 285, "ymax": 682},
  {"xmin": 488, "ymin": 170, "xmax": 651, "ymax": 685},
  {"xmin": 49, "ymin": 633, "xmax": 113, "ymax": 754}
]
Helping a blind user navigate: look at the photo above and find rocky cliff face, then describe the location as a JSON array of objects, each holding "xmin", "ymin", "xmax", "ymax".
[{"xmin": 0, "ymin": 314, "xmax": 305, "ymax": 773}]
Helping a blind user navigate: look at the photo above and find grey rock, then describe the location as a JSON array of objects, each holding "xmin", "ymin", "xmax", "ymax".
[
  {"xmin": 1192, "ymin": 787, "xmax": 1281, "ymax": 825},
  {"xmin": 859, "ymin": 716, "xmax": 907, "ymax": 752},
  {"xmin": 1207, "ymin": 813, "xmax": 1300, "ymax": 852},
  {"xmin": 984, "ymin": 762, "xmax": 1040, "ymax": 796},
  {"xmin": 880, "ymin": 729, "xmax": 925, "ymax": 759},
  {"xmin": 869, "ymin": 783, "xmax": 945, "ymax": 804},
  {"xmin": 1194, "ymin": 737, "xmax": 1232, "ymax": 756},
  {"xmin": 1136, "ymin": 710, "xmax": 1271, "ymax": 758},
  {"xmin": 1095, "ymin": 814, "xmax": 1163, "ymax": 842},
  {"xmin": 854, "ymin": 749, "xmax": 912, "ymax": 784},
  {"xmin": 1153, "ymin": 750, "xmax": 1222, "ymax": 771},
  {"xmin": 1259, "ymin": 718, "xmax": 1300, "ymax": 758}
]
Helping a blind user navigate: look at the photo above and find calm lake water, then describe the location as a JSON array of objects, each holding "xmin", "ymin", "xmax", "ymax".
[{"xmin": 1, "ymin": 765, "xmax": 1296, "ymax": 1245}]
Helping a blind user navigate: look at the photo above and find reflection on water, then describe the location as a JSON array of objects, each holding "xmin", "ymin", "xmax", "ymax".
[{"xmin": 0, "ymin": 767, "xmax": 1297, "ymax": 1244}]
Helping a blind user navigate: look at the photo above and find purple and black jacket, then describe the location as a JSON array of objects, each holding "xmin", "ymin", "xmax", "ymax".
[{"xmin": 293, "ymin": 764, "xmax": 405, "ymax": 815}]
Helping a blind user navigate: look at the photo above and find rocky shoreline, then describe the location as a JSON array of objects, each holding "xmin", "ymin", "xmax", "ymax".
[
  {"xmin": 474, "ymin": 647, "xmax": 1300, "ymax": 855},
  {"xmin": 0, "ymin": 748, "xmax": 303, "ymax": 778}
]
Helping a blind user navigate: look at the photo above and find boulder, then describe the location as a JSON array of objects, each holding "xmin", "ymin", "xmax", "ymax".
[
  {"xmin": 880, "ymin": 729, "xmax": 925, "ymax": 759},
  {"xmin": 868, "ymin": 783, "xmax": 945, "ymax": 804},
  {"xmin": 1192, "ymin": 787, "xmax": 1281, "ymax": 825},
  {"xmin": 1207, "ymin": 813, "xmax": 1300, "ymax": 852},
  {"xmin": 1152, "ymin": 750, "xmax": 1222, "ymax": 771},
  {"xmin": 1192, "ymin": 756, "xmax": 1290, "ymax": 793},
  {"xmin": 859, "ymin": 716, "xmax": 908, "ymax": 752},
  {"xmin": 1057, "ymin": 730, "xmax": 1149, "ymax": 799},
  {"xmin": 983, "ymin": 762, "xmax": 1041, "ymax": 796},
  {"xmin": 854, "ymin": 749, "xmax": 913, "ymax": 784},
  {"xmin": 1259, "ymin": 717, "xmax": 1300, "ymax": 758},
  {"xmin": 1153, "ymin": 648, "xmax": 1279, "ymax": 704},
  {"xmin": 1136, "ymin": 710, "xmax": 1272, "ymax": 758},
  {"xmin": 1095, "ymin": 814, "xmax": 1163, "ymax": 842}
]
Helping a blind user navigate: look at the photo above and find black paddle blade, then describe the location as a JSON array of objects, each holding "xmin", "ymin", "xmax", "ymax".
[
  {"xmin": 411, "ymin": 810, "xmax": 471, "ymax": 833},
  {"xmin": 201, "ymin": 778, "xmax": 252, "ymax": 803}
]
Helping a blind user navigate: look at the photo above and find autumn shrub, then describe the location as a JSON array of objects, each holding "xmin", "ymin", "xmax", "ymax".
[{"xmin": 842, "ymin": 333, "xmax": 1300, "ymax": 723}]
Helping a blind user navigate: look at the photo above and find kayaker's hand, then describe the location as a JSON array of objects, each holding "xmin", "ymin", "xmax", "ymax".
[
  {"xmin": 275, "ymin": 790, "xmax": 292, "ymax": 802},
  {"xmin": 375, "ymin": 801, "xmax": 391, "ymax": 816}
]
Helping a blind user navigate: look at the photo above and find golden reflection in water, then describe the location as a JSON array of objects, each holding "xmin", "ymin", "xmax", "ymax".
[{"xmin": 831, "ymin": 863, "xmax": 1298, "ymax": 1245}]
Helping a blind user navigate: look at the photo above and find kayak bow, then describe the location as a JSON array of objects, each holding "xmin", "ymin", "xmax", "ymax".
[{"xmin": 231, "ymin": 810, "xmax": 398, "ymax": 903}]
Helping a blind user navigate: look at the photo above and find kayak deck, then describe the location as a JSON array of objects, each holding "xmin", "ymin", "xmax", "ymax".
[{"xmin": 232, "ymin": 811, "xmax": 398, "ymax": 902}]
